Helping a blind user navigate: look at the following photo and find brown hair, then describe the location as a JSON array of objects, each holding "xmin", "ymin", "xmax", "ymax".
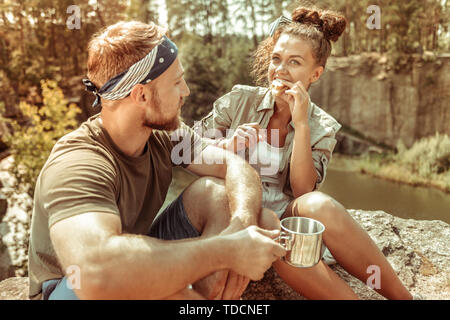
[
  {"xmin": 251, "ymin": 6, "xmax": 347, "ymax": 86},
  {"xmin": 87, "ymin": 21, "xmax": 166, "ymax": 88}
]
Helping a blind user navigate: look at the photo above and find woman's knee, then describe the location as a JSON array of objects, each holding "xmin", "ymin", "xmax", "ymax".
[{"xmin": 288, "ymin": 191, "xmax": 346, "ymax": 222}]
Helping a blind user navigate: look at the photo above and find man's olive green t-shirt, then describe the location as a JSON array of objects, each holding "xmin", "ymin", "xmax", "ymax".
[{"xmin": 28, "ymin": 114, "xmax": 202, "ymax": 299}]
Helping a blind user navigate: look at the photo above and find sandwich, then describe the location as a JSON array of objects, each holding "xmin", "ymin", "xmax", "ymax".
[{"xmin": 270, "ymin": 79, "xmax": 288, "ymax": 97}]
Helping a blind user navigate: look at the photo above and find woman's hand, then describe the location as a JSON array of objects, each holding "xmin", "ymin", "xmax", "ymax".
[
  {"xmin": 278, "ymin": 79, "xmax": 310, "ymax": 125},
  {"xmin": 221, "ymin": 123, "xmax": 264, "ymax": 153}
]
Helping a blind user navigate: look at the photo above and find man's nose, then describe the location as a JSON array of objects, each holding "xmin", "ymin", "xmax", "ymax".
[{"xmin": 183, "ymin": 80, "xmax": 190, "ymax": 97}]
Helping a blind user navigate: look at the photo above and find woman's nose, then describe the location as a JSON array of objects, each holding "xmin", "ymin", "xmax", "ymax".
[{"xmin": 275, "ymin": 62, "xmax": 287, "ymax": 74}]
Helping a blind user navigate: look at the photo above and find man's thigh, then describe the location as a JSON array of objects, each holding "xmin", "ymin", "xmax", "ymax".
[{"xmin": 148, "ymin": 191, "xmax": 201, "ymax": 240}]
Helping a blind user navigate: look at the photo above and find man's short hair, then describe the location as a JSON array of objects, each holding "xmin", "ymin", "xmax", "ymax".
[{"xmin": 87, "ymin": 21, "xmax": 167, "ymax": 89}]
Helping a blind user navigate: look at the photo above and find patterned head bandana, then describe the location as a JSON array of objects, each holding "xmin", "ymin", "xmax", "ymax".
[
  {"xmin": 268, "ymin": 15, "xmax": 293, "ymax": 37},
  {"xmin": 83, "ymin": 35, "xmax": 178, "ymax": 107}
]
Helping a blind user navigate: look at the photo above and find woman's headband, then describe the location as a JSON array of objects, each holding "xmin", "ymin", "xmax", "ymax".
[
  {"xmin": 83, "ymin": 35, "xmax": 178, "ymax": 107},
  {"xmin": 268, "ymin": 15, "xmax": 329, "ymax": 39},
  {"xmin": 268, "ymin": 15, "xmax": 293, "ymax": 37}
]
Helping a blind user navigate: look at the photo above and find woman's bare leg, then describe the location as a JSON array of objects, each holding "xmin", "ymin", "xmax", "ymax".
[
  {"xmin": 286, "ymin": 191, "xmax": 413, "ymax": 300},
  {"xmin": 273, "ymin": 259, "xmax": 359, "ymax": 299}
]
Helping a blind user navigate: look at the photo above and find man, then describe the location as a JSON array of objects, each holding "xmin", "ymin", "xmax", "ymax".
[{"xmin": 27, "ymin": 21, "xmax": 285, "ymax": 300}]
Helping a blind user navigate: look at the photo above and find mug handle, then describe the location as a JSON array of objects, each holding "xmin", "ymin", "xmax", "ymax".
[{"xmin": 275, "ymin": 231, "xmax": 292, "ymax": 250}]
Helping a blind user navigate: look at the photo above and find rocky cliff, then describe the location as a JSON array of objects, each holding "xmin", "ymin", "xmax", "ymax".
[
  {"xmin": 0, "ymin": 156, "xmax": 30, "ymax": 281},
  {"xmin": 310, "ymin": 53, "xmax": 450, "ymax": 149}
]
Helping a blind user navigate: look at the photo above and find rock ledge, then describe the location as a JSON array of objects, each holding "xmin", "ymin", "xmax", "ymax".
[{"xmin": 1, "ymin": 210, "xmax": 449, "ymax": 300}]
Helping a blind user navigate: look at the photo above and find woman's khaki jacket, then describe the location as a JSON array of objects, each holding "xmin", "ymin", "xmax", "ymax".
[{"xmin": 194, "ymin": 85, "xmax": 342, "ymax": 198}]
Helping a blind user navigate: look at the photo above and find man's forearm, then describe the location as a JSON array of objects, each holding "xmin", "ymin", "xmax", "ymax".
[
  {"xmin": 79, "ymin": 234, "xmax": 231, "ymax": 299},
  {"xmin": 223, "ymin": 152, "xmax": 262, "ymax": 228}
]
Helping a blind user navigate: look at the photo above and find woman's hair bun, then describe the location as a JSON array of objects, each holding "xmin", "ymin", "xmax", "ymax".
[{"xmin": 292, "ymin": 7, "xmax": 347, "ymax": 42}]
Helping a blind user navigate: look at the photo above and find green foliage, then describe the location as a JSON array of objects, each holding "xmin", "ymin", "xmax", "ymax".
[
  {"xmin": 177, "ymin": 33, "xmax": 254, "ymax": 124},
  {"xmin": 396, "ymin": 134, "xmax": 450, "ymax": 178},
  {"xmin": 311, "ymin": 0, "xmax": 448, "ymax": 65},
  {"xmin": 0, "ymin": 0, "xmax": 448, "ymax": 123},
  {"xmin": 126, "ymin": 0, "xmax": 159, "ymax": 23},
  {"xmin": 0, "ymin": 80, "xmax": 81, "ymax": 199},
  {"xmin": 335, "ymin": 134, "xmax": 450, "ymax": 192},
  {"xmin": 0, "ymin": 0, "xmax": 128, "ymax": 116},
  {"xmin": 166, "ymin": 0, "xmax": 232, "ymax": 39}
]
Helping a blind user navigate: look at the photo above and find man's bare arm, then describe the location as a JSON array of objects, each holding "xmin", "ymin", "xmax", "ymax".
[{"xmin": 50, "ymin": 211, "xmax": 285, "ymax": 299}]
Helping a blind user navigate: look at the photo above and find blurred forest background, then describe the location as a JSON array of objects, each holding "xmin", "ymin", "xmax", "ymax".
[
  {"xmin": 0, "ymin": 0, "xmax": 449, "ymax": 197},
  {"xmin": 0, "ymin": 0, "xmax": 448, "ymax": 122}
]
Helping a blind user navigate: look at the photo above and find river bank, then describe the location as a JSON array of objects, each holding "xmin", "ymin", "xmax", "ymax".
[
  {"xmin": 330, "ymin": 153, "xmax": 450, "ymax": 194},
  {"xmin": 159, "ymin": 162, "xmax": 450, "ymax": 224}
]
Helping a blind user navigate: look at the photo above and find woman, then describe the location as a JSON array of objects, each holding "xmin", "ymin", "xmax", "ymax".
[{"xmin": 195, "ymin": 6, "xmax": 415, "ymax": 300}]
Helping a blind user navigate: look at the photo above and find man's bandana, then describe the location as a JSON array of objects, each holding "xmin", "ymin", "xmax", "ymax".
[{"xmin": 83, "ymin": 35, "xmax": 178, "ymax": 107}]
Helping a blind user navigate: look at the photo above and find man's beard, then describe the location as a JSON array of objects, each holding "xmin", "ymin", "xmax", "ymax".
[{"xmin": 143, "ymin": 89, "xmax": 183, "ymax": 131}]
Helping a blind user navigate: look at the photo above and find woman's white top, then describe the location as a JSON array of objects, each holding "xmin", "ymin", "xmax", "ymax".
[{"xmin": 248, "ymin": 140, "xmax": 292, "ymax": 218}]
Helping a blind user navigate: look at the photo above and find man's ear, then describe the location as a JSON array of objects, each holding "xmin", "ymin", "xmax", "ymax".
[
  {"xmin": 129, "ymin": 84, "xmax": 149, "ymax": 106},
  {"xmin": 310, "ymin": 65, "xmax": 324, "ymax": 84}
]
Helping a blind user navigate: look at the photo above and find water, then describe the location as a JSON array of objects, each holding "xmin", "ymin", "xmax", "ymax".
[
  {"xmin": 164, "ymin": 167, "xmax": 450, "ymax": 224},
  {"xmin": 320, "ymin": 169, "xmax": 450, "ymax": 224}
]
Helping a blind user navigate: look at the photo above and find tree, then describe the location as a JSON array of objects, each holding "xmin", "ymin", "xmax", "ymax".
[
  {"xmin": 127, "ymin": 0, "xmax": 159, "ymax": 23},
  {"xmin": 0, "ymin": 0, "xmax": 127, "ymax": 121},
  {"xmin": 0, "ymin": 80, "xmax": 81, "ymax": 199}
]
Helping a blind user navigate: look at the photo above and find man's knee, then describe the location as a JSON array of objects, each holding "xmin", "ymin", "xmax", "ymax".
[
  {"xmin": 182, "ymin": 176, "xmax": 229, "ymax": 233},
  {"xmin": 184, "ymin": 176, "xmax": 226, "ymax": 203}
]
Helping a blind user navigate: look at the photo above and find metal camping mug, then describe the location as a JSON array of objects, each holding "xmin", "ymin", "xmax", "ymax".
[{"xmin": 276, "ymin": 217, "xmax": 326, "ymax": 268}]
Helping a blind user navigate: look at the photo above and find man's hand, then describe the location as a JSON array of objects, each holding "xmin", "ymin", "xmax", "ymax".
[{"xmin": 224, "ymin": 226, "xmax": 286, "ymax": 281}]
